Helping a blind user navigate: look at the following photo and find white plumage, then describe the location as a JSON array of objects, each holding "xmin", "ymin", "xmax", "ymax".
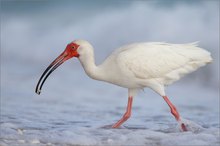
[
  {"xmin": 76, "ymin": 40, "xmax": 212, "ymax": 96},
  {"xmin": 36, "ymin": 40, "xmax": 212, "ymax": 131}
]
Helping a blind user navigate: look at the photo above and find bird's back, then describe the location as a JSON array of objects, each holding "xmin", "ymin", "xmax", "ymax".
[{"xmin": 102, "ymin": 42, "xmax": 212, "ymax": 87}]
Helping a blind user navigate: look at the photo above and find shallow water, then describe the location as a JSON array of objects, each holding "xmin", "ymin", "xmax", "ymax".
[{"xmin": 1, "ymin": 69, "xmax": 219, "ymax": 146}]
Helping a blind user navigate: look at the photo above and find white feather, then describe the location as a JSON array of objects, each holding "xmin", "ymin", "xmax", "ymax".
[{"xmin": 75, "ymin": 40, "xmax": 212, "ymax": 96}]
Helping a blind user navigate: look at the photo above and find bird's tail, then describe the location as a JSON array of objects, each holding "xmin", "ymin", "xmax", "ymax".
[{"xmin": 183, "ymin": 42, "xmax": 213, "ymax": 64}]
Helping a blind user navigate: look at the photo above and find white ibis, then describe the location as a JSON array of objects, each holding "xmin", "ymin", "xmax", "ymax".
[{"xmin": 35, "ymin": 40, "xmax": 212, "ymax": 131}]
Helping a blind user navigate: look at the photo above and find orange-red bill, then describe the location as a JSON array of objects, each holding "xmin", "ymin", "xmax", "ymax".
[{"xmin": 35, "ymin": 52, "xmax": 70, "ymax": 95}]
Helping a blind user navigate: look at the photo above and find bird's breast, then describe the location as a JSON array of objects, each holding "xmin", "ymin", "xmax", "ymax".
[{"xmin": 98, "ymin": 63, "xmax": 142, "ymax": 89}]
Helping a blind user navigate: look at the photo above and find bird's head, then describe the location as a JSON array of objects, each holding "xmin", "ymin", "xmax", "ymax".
[{"xmin": 35, "ymin": 40, "xmax": 91, "ymax": 95}]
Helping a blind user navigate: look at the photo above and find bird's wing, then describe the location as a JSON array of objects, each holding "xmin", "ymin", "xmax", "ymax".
[{"xmin": 116, "ymin": 42, "xmax": 211, "ymax": 81}]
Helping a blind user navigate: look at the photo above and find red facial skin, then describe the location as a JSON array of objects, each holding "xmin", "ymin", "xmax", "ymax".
[{"xmin": 63, "ymin": 42, "xmax": 80, "ymax": 60}]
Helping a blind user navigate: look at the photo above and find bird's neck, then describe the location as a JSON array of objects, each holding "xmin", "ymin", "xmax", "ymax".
[{"xmin": 79, "ymin": 51, "xmax": 105, "ymax": 81}]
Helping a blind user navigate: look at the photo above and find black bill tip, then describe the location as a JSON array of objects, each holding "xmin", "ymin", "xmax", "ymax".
[
  {"xmin": 36, "ymin": 89, "xmax": 41, "ymax": 95},
  {"xmin": 35, "ymin": 54, "xmax": 66, "ymax": 95}
]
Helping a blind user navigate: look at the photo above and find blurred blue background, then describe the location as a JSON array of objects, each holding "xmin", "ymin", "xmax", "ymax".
[{"xmin": 1, "ymin": 0, "xmax": 219, "ymax": 145}]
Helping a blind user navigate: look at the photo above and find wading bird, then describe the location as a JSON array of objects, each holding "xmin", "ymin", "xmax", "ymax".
[{"xmin": 35, "ymin": 40, "xmax": 212, "ymax": 131}]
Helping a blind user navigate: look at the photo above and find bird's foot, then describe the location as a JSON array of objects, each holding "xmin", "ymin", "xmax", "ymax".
[
  {"xmin": 180, "ymin": 122, "xmax": 187, "ymax": 132},
  {"xmin": 178, "ymin": 118, "xmax": 190, "ymax": 132},
  {"xmin": 177, "ymin": 118, "xmax": 204, "ymax": 133},
  {"xmin": 111, "ymin": 123, "xmax": 126, "ymax": 129},
  {"xmin": 112, "ymin": 124, "xmax": 120, "ymax": 128},
  {"xmin": 100, "ymin": 123, "xmax": 121, "ymax": 129}
]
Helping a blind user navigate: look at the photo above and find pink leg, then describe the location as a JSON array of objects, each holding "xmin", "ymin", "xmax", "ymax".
[
  {"xmin": 162, "ymin": 96, "xmax": 187, "ymax": 131},
  {"xmin": 112, "ymin": 96, "xmax": 133, "ymax": 128}
]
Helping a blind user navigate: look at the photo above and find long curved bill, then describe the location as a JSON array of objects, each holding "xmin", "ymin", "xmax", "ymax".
[{"xmin": 35, "ymin": 52, "xmax": 70, "ymax": 95}]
